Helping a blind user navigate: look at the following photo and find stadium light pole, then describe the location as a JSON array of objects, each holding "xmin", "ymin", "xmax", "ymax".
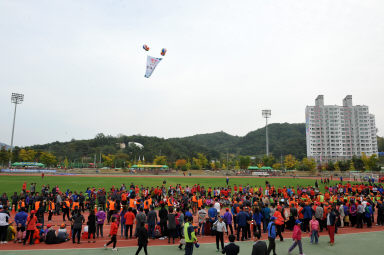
[
  {"xmin": 262, "ymin": 109, "xmax": 271, "ymax": 156},
  {"xmin": 9, "ymin": 93, "xmax": 24, "ymax": 168}
]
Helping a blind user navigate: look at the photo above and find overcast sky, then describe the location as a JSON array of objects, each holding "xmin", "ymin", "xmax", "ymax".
[{"xmin": 1, "ymin": 0, "xmax": 383, "ymax": 147}]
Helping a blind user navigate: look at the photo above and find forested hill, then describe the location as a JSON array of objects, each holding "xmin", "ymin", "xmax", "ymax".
[
  {"xmin": 178, "ymin": 123, "xmax": 307, "ymax": 158},
  {"xmin": 24, "ymin": 123, "xmax": 307, "ymax": 162}
]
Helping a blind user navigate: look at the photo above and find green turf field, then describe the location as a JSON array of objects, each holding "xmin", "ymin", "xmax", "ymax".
[
  {"xmin": 0, "ymin": 175, "xmax": 346, "ymax": 197},
  {"xmin": 1, "ymin": 231, "xmax": 383, "ymax": 255}
]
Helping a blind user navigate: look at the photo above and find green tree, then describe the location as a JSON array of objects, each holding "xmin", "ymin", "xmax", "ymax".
[
  {"xmin": 197, "ymin": 153, "xmax": 208, "ymax": 169},
  {"xmin": 272, "ymin": 163, "xmax": 283, "ymax": 170},
  {"xmin": 352, "ymin": 156, "xmax": 364, "ymax": 170},
  {"xmin": 239, "ymin": 156, "xmax": 251, "ymax": 169},
  {"xmin": 334, "ymin": 162, "xmax": 340, "ymax": 172},
  {"xmin": 39, "ymin": 152, "xmax": 57, "ymax": 167},
  {"xmin": 0, "ymin": 146, "xmax": 10, "ymax": 166},
  {"xmin": 63, "ymin": 157, "xmax": 69, "ymax": 169},
  {"xmin": 361, "ymin": 152, "xmax": 370, "ymax": 170},
  {"xmin": 262, "ymin": 155, "xmax": 276, "ymax": 167},
  {"xmin": 298, "ymin": 157, "xmax": 316, "ymax": 171},
  {"xmin": 349, "ymin": 161, "xmax": 355, "ymax": 171},
  {"xmin": 153, "ymin": 155, "xmax": 167, "ymax": 165},
  {"xmin": 368, "ymin": 154, "xmax": 380, "ymax": 171},
  {"xmin": 378, "ymin": 136, "xmax": 384, "ymax": 152},
  {"xmin": 326, "ymin": 161, "xmax": 335, "ymax": 171},
  {"xmin": 185, "ymin": 161, "xmax": 191, "ymax": 170}
]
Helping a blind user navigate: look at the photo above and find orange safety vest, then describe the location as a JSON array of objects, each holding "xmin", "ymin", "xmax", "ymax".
[
  {"xmin": 63, "ymin": 201, "xmax": 70, "ymax": 209},
  {"xmin": 49, "ymin": 201, "xmax": 55, "ymax": 211},
  {"xmin": 144, "ymin": 200, "xmax": 149, "ymax": 210},
  {"xmin": 198, "ymin": 199, "xmax": 203, "ymax": 208},
  {"xmin": 168, "ymin": 198, "xmax": 173, "ymax": 207},
  {"xmin": 35, "ymin": 201, "xmax": 40, "ymax": 211},
  {"xmin": 110, "ymin": 201, "xmax": 116, "ymax": 211},
  {"xmin": 129, "ymin": 199, "xmax": 135, "ymax": 208},
  {"xmin": 72, "ymin": 201, "xmax": 79, "ymax": 210},
  {"xmin": 192, "ymin": 196, "xmax": 197, "ymax": 203},
  {"xmin": 18, "ymin": 201, "xmax": 25, "ymax": 210}
]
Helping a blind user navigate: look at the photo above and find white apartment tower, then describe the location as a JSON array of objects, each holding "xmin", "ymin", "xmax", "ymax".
[{"xmin": 306, "ymin": 95, "xmax": 378, "ymax": 163}]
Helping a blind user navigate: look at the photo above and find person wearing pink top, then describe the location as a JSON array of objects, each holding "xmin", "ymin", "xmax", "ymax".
[
  {"xmin": 288, "ymin": 220, "xmax": 304, "ymax": 255},
  {"xmin": 310, "ymin": 215, "xmax": 319, "ymax": 244}
]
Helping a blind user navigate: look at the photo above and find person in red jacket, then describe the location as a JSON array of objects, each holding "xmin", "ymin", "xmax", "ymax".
[
  {"xmin": 288, "ymin": 220, "xmax": 304, "ymax": 255},
  {"xmin": 104, "ymin": 217, "xmax": 118, "ymax": 251},
  {"xmin": 23, "ymin": 210, "xmax": 37, "ymax": 245},
  {"xmin": 273, "ymin": 209, "xmax": 284, "ymax": 241}
]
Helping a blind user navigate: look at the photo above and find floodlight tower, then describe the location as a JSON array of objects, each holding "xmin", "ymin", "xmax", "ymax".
[
  {"xmin": 262, "ymin": 109, "xmax": 271, "ymax": 156},
  {"xmin": 9, "ymin": 93, "xmax": 24, "ymax": 168}
]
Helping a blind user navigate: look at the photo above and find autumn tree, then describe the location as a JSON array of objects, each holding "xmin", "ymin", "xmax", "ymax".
[
  {"xmin": 175, "ymin": 159, "xmax": 187, "ymax": 170},
  {"xmin": 284, "ymin": 154, "xmax": 298, "ymax": 170},
  {"xmin": 102, "ymin": 154, "xmax": 116, "ymax": 167},
  {"xmin": 272, "ymin": 163, "xmax": 283, "ymax": 170},
  {"xmin": 19, "ymin": 149, "xmax": 37, "ymax": 162}
]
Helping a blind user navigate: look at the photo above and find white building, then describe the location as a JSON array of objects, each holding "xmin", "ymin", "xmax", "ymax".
[{"xmin": 306, "ymin": 95, "xmax": 378, "ymax": 163}]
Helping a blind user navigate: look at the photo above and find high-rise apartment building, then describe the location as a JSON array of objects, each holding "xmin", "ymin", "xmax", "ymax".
[{"xmin": 306, "ymin": 95, "xmax": 378, "ymax": 163}]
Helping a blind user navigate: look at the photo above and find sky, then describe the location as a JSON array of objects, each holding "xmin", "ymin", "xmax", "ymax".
[{"xmin": 1, "ymin": 0, "xmax": 383, "ymax": 147}]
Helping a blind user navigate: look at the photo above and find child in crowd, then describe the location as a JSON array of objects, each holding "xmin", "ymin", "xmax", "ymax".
[
  {"xmin": 288, "ymin": 220, "xmax": 304, "ymax": 255},
  {"xmin": 104, "ymin": 217, "xmax": 118, "ymax": 251}
]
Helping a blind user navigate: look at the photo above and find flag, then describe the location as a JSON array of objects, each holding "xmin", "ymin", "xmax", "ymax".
[{"xmin": 145, "ymin": 55, "xmax": 162, "ymax": 78}]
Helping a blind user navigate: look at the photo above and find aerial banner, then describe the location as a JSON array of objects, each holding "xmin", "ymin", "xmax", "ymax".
[{"xmin": 144, "ymin": 55, "xmax": 162, "ymax": 78}]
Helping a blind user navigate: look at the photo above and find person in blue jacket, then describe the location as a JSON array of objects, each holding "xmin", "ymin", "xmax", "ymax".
[
  {"xmin": 252, "ymin": 207, "xmax": 263, "ymax": 237},
  {"xmin": 236, "ymin": 207, "xmax": 249, "ymax": 241},
  {"xmin": 208, "ymin": 204, "xmax": 217, "ymax": 236},
  {"xmin": 267, "ymin": 216, "xmax": 277, "ymax": 255},
  {"xmin": 14, "ymin": 207, "xmax": 28, "ymax": 243},
  {"xmin": 262, "ymin": 205, "xmax": 270, "ymax": 233},
  {"xmin": 302, "ymin": 203, "xmax": 312, "ymax": 232}
]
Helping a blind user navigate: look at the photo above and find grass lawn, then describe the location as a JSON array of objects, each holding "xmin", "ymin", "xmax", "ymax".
[{"xmin": 0, "ymin": 175, "xmax": 346, "ymax": 197}]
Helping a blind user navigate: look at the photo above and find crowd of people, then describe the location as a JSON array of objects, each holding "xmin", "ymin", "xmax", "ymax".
[{"xmin": 0, "ymin": 177, "xmax": 383, "ymax": 255}]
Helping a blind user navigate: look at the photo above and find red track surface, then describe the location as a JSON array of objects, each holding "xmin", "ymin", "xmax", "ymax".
[{"xmin": 1, "ymin": 209, "xmax": 383, "ymax": 251}]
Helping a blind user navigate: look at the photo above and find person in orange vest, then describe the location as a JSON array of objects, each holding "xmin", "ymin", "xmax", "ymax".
[
  {"xmin": 62, "ymin": 198, "xmax": 71, "ymax": 221},
  {"xmin": 197, "ymin": 197, "xmax": 203, "ymax": 210},
  {"xmin": 18, "ymin": 199, "xmax": 26, "ymax": 211},
  {"xmin": 48, "ymin": 200, "xmax": 55, "ymax": 221},
  {"xmin": 34, "ymin": 200, "xmax": 40, "ymax": 212},
  {"xmin": 72, "ymin": 200, "xmax": 80, "ymax": 211},
  {"xmin": 143, "ymin": 198, "xmax": 150, "ymax": 215},
  {"xmin": 129, "ymin": 198, "xmax": 136, "ymax": 209},
  {"xmin": 107, "ymin": 199, "xmax": 116, "ymax": 224},
  {"xmin": 168, "ymin": 196, "xmax": 174, "ymax": 211},
  {"xmin": 192, "ymin": 194, "xmax": 198, "ymax": 215},
  {"xmin": 121, "ymin": 192, "xmax": 128, "ymax": 206}
]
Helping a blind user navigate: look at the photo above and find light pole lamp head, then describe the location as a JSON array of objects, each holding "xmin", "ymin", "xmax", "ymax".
[
  {"xmin": 11, "ymin": 93, "xmax": 24, "ymax": 104},
  {"xmin": 262, "ymin": 109, "xmax": 271, "ymax": 118}
]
